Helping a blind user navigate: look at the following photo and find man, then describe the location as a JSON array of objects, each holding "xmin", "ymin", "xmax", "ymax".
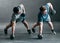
[
  {"xmin": 32, "ymin": 3, "xmax": 56, "ymax": 39},
  {"xmin": 4, "ymin": 4, "xmax": 31, "ymax": 39}
]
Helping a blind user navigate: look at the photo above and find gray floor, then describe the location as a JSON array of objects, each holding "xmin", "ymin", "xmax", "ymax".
[{"xmin": 0, "ymin": 22, "xmax": 60, "ymax": 43}]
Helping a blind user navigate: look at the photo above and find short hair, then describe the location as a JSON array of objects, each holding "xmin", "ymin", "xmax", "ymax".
[
  {"xmin": 13, "ymin": 7, "xmax": 19, "ymax": 13},
  {"xmin": 39, "ymin": 6, "xmax": 46, "ymax": 11}
]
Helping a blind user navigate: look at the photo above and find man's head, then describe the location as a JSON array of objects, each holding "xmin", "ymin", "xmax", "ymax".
[
  {"xmin": 39, "ymin": 6, "xmax": 47, "ymax": 14},
  {"xmin": 13, "ymin": 7, "xmax": 19, "ymax": 13},
  {"xmin": 40, "ymin": 6, "xmax": 46, "ymax": 12}
]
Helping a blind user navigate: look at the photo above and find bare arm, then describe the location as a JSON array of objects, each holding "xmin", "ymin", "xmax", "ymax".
[
  {"xmin": 19, "ymin": 4, "xmax": 26, "ymax": 14},
  {"xmin": 47, "ymin": 3, "xmax": 56, "ymax": 15},
  {"xmin": 47, "ymin": 3, "xmax": 54, "ymax": 10}
]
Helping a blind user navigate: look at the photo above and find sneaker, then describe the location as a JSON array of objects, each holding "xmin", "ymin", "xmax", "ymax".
[
  {"xmin": 4, "ymin": 29, "xmax": 8, "ymax": 35},
  {"xmin": 27, "ymin": 30, "xmax": 31, "ymax": 34},
  {"xmin": 10, "ymin": 34, "xmax": 15, "ymax": 40},
  {"xmin": 51, "ymin": 30, "xmax": 56, "ymax": 35},
  {"xmin": 32, "ymin": 28, "xmax": 35, "ymax": 33},
  {"xmin": 38, "ymin": 34, "xmax": 43, "ymax": 39}
]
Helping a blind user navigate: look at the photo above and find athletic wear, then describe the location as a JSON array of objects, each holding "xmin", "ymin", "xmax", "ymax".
[
  {"xmin": 11, "ymin": 13, "xmax": 25, "ymax": 23},
  {"xmin": 38, "ymin": 3, "xmax": 51, "ymax": 22}
]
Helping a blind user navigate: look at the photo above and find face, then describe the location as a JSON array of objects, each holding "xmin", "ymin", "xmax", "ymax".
[
  {"xmin": 16, "ymin": 11, "xmax": 20, "ymax": 15},
  {"xmin": 17, "ymin": 8, "xmax": 21, "ymax": 14},
  {"xmin": 42, "ymin": 10, "xmax": 47, "ymax": 14}
]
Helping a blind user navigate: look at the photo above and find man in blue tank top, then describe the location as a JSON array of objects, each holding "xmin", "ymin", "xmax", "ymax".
[{"xmin": 32, "ymin": 2, "xmax": 56, "ymax": 39}]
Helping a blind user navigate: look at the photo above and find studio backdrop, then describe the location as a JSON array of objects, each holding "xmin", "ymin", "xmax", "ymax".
[{"xmin": 0, "ymin": 0, "xmax": 60, "ymax": 22}]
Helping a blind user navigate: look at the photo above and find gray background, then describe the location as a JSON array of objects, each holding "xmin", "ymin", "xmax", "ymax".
[{"xmin": 0, "ymin": 0, "xmax": 60, "ymax": 22}]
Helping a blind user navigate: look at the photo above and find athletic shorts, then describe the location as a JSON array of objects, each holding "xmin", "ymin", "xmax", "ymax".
[
  {"xmin": 38, "ymin": 13, "xmax": 51, "ymax": 22},
  {"xmin": 11, "ymin": 13, "xmax": 25, "ymax": 23}
]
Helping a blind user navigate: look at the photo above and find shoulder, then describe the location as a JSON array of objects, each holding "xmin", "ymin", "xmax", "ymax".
[
  {"xmin": 38, "ymin": 12, "xmax": 42, "ymax": 16},
  {"xmin": 19, "ymin": 4, "xmax": 24, "ymax": 8},
  {"xmin": 12, "ymin": 13, "xmax": 17, "ymax": 17},
  {"xmin": 12, "ymin": 13, "xmax": 16, "ymax": 15},
  {"xmin": 46, "ymin": 2, "xmax": 52, "ymax": 7}
]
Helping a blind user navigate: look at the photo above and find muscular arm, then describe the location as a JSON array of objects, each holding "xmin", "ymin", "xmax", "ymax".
[
  {"xmin": 47, "ymin": 3, "xmax": 53, "ymax": 10},
  {"xmin": 19, "ymin": 4, "xmax": 26, "ymax": 14},
  {"xmin": 47, "ymin": 3, "xmax": 56, "ymax": 15}
]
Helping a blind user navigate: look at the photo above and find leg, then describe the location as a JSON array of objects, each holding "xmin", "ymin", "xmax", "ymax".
[
  {"xmin": 47, "ymin": 21, "xmax": 56, "ymax": 35},
  {"xmin": 22, "ymin": 20, "xmax": 29, "ymax": 30},
  {"xmin": 39, "ymin": 22, "xmax": 43, "ymax": 35},
  {"xmin": 10, "ymin": 21, "xmax": 16, "ymax": 39},
  {"xmin": 5, "ymin": 23, "xmax": 12, "ymax": 30},
  {"xmin": 32, "ymin": 22, "xmax": 39, "ymax": 29},
  {"xmin": 4, "ymin": 23, "xmax": 12, "ymax": 35},
  {"xmin": 32, "ymin": 22, "xmax": 39, "ymax": 33},
  {"xmin": 48, "ymin": 22, "xmax": 54, "ymax": 30},
  {"xmin": 11, "ymin": 21, "xmax": 16, "ymax": 36},
  {"xmin": 38, "ymin": 22, "xmax": 43, "ymax": 39},
  {"xmin": 22, "ymin": 20, "xmax": 31, "ymax": 34}
]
